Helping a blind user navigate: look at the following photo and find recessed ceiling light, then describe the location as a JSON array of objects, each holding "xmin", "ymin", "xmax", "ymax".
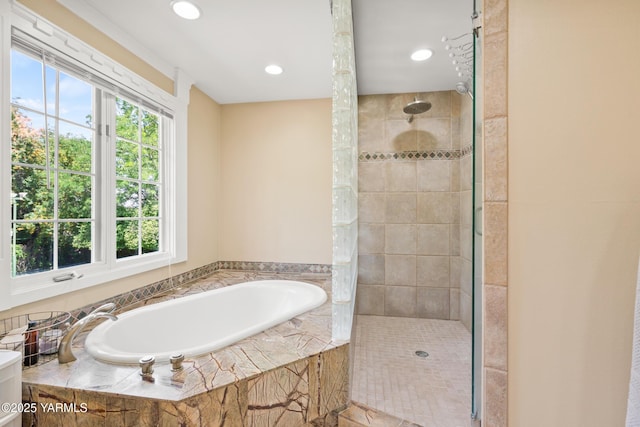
[
  {"xmin": 265, "ymin": 64, "xmax": 284, "ymax": 75},
  {"xmin": 411, "ymin": 49, "xmax": 433, "ymax": 62},
  {"xmin": 171, "ymin": 1, "xmax": 201, "ymax": 20}
]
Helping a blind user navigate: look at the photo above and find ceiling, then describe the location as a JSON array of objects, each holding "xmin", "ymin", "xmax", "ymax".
[{"xmin": 57, "ymin": 0, "xmax": 473, "ymax": 104}]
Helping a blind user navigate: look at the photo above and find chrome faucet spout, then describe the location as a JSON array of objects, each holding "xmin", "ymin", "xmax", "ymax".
[{"xmin": 58, "ymin": 305, "xmax": 118, "ymax": 364}]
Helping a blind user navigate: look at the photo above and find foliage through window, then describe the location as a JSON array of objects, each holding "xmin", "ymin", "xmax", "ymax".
[{"xmin": 115, "ymin": 98, "xmax": 161, "ymax": 259}]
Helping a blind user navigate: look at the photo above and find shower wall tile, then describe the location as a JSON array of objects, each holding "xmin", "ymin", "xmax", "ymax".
[
  {"xmin": 417, "ymin": 287, "xmax": 450, "ymax": 320},
  {"xmin": 460, "ymin": 94, "xmax": 473, "ymax": 147},
  {"xmin": 461, "ymin": 257, "xmax": 473, "ymax": 296},
  {"xmin": 384, "ymin": 255, "xmax": 416, "ymax": 286},
  {"xmin": 417, "ymin": 160, "xmax": 451, "ymax": 191},
  {"xmin": 450, "ymin": 288, "xmax": 460, "ymax": 320},
  {"xmin": 482, "ymin": 0, "xmax": 509, "ymax": 422},
  {"xmin": 484, "ymin": 201, "xmax": 508, "ymax": 286},
  {"xmin": 451, "ymin": 223, "xmax": 461, "ymax": 256},
  {"xmin": 428, "ymin": 91, "xmax": 453, "ymax": 118},
  {"xmin": 460, "ymin": 290, "xmax": 472, "ymax": 332},
  {"xmin": 484, "ymin": 367, "xmax": 508, "ymax": 427},
  {"xmin": 451, "ymin": 158, "xmax": 461, "ymax": 190},
  {"xmin": 385, "ymin": 120, "xmax": 417, "ymax": 152},
  {"xmin": 358, "ymin": 96, "xmax": 385, "ymax": 153},
  {"xmin": 417, "ymin": 224, "xmax": 450, "ymax": 255},
  {"xmin": 358, "ymin": 162, "xmax": 385, "ymax": 192},
  {"xmin": 385, "ymin": 224, "xmax": 416, "ymax": 254},
  {"xmin": 358, "ymin": 193, "xmax": 385, "ymax": 223},
  {"xmin": 416, "ymin": 117, "xmax": 452, "ymax": 151},
  {"xmin": 417, "ymin": 256, "xmax": 450, "ymax": 288},
  {"xmin": 452, "ymin": 116, "xmax": 461, "ymax": 150},
  {"xmin": 485, "ymin": 0, "xmax": 508, "ymax": 36},
  {"xmin": 356, "ymin": 285, "xmax": 385, "ymax": 315},
  {"xmin": 451, "ymin": 192, "xmax": 461, "ymax": 223},
  {"xmin": 460, "ymin": 190, "xmax": 473, "ymax": 226},
  {"xmin": 384, "ymin": 161, "xmax": 416, "ymax": 191},
  {"xmin": 358, "ymin": 254, "xmax": 384, "ymax": 285},
  {"xmin": 358, "ymin": 223, "xmax": 385, "ymax": 254},
  {"xmin": 485, "ymin": 31, "xmax": 508, "ymax": 119},
  {"xmin": 385, "ymin": 193, "xmax": 417, "ymax": 224},
  {"xmin": 460, "ymin": 154, "xmax": 473, "ymax": 191},
  {"xmin": 386, "ymin": 93, "xmax": 416, "ymax": 120},
  {"xmin": 356, "ymin": 91, "xmax": 474, "ymax": 321},
  {"xmin": 484, "ymin": 284, "xmax": 508, "ymax": 371},
  {"xmin": 385, "ymin": 286, "xmax": 417, "ymax": 317},
  {"xmin": 451, "ymin": 91, "xmax": 461, "ymax": 118},
  {"xmin": 485, "ymin": 117, "xmax": 508, "ymax": 201},
  {"xmin": 460, "ymin": 223, "xmax": 473, "ymax": 260},
  {"xmin": 450, "ymin": 256, "xmax": 461, "ymax": 288},
  {"xmin": 358, "ymin": 95, "xmax": 386, "ymax": 122},
  {"xmin": 417, "ymin": 192, "xmax": 452, "ymax": 224},
  {"xmin": 358, "ymin": 118, "xmax": 385, "ymax": 153}
]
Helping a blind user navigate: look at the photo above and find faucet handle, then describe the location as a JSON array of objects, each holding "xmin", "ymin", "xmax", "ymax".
[
  {"xmin": 169, "ymin": 354, "xmax": 185, "ymax": 372},
  {"xmin": 139, "ymin": 355, "xmax": 155, "ymax": 379}
]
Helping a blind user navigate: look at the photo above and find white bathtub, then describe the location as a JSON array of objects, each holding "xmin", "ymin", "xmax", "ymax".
[{"xmin": 85, "ymin": 280, "xmax": 327, "ymax": 365}]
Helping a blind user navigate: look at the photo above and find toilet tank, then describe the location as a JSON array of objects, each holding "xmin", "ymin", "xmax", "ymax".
[{"xmin": 0, "ymin": 351, "xmax": 21, "ymax": 427}]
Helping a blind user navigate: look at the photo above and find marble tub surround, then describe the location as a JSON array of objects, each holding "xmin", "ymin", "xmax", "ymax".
[
  {"xmin": 338, "ymin": 402, "xmax": 422, "ymax": 427},
  {"xmin": 21, "ymin": 271, "xmax": 348, "ymax": 426}
]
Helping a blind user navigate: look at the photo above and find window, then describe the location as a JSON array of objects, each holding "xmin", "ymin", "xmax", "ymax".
[
  {"xmin": 1, "ymin": 3, "xmax": 189, "ymax": 309},
  {"xmin": 11, "ymin": 48, "xmax": 97, "ymax": 276}
]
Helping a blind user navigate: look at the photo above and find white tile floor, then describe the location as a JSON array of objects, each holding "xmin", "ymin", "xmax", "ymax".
[{"xmin": 352, "ymin": 315, "xmax": 472, "ymax": 427}]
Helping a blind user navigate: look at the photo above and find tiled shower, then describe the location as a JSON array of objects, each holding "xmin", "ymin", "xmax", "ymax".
[{"xmin": 356, "ymin": 90, "xmax": 473, "ymax": 331}]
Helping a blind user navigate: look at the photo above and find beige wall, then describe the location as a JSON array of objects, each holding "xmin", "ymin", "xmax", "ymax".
[
  {"xmin": 508, "ymin": 0, "xmax": 640, "ymax": 425},
  {"xmin": 0, "ymin": 2, "xmax": 222, "ymax": 318},
  {"xmin": 220, "ymin": 99, "xmax": 332, "ymax": 264}
]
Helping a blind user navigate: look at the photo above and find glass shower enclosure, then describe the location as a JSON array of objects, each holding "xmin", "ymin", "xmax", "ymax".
[{"xmin": 472, "ymin": 4, "xmax": 483, "ymax": 420}]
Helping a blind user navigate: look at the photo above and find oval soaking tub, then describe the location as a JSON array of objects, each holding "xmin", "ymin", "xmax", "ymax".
[{"xmin": 85, "ymin": 280, "xmax": 327, "ymax": 365}]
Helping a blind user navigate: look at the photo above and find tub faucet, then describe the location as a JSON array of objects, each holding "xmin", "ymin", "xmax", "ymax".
[{"xmin": 58, "ymin": 303, "xmax": 118, "ymax": 364}]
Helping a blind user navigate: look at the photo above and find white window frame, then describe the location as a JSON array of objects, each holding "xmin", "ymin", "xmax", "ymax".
[{"xmin": 0, "ymin": 0, "xmax": 190, "ymax": 310}]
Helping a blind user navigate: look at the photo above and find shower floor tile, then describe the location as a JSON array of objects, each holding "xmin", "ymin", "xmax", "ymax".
[{"xmin": 352, "ymin": 315, "xmax": 472, "ymax": 427}]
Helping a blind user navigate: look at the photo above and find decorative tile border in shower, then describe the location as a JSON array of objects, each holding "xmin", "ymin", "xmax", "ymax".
[
  {"xmin": 67, "ymin": 261, "xmax": 332, "ymax": 326},
  {"xmin": 359, "ymin": 145, "xmax": 473, "ymax": 162}
]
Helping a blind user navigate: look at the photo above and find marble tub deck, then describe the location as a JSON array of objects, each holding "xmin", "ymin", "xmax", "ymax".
[{"xmin": 21, "ymin": 271, "xmax": 348, "ymax": 426}]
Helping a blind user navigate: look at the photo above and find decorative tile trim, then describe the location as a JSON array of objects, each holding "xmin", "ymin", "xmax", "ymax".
[
  {"xmin": 219, "ymin": 261, "xmax": 332, "ymax": 274},
  {"xmin": 67, "ymin": 261, "xmax": 331, "ymax": 325},
  {"xmin": 359, "ymin": 145, "xmax": 473, "ymax": 162}
]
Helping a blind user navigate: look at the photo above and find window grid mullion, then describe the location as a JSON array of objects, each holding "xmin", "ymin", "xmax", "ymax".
[
  {"xmin": 103, "ymin": 91, "xmax": 116, "ymax": 269},
  {"xmin": 137, "ymin": 110, "xmax": 142, "ymax": 256}
]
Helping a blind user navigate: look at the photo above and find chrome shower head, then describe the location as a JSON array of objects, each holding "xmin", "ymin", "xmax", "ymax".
[
  {"xmin": 403, "ymin": 97, "xmax": 432, "ymax": 115},
  {"xmin": 403, "ymin": 96, "xmax": 432, "ymax": 122}
]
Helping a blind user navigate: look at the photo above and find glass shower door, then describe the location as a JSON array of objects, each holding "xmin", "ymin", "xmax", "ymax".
[{"xmin": 471, "ymin": 9, "xmax": 483, "ymax": 421}]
